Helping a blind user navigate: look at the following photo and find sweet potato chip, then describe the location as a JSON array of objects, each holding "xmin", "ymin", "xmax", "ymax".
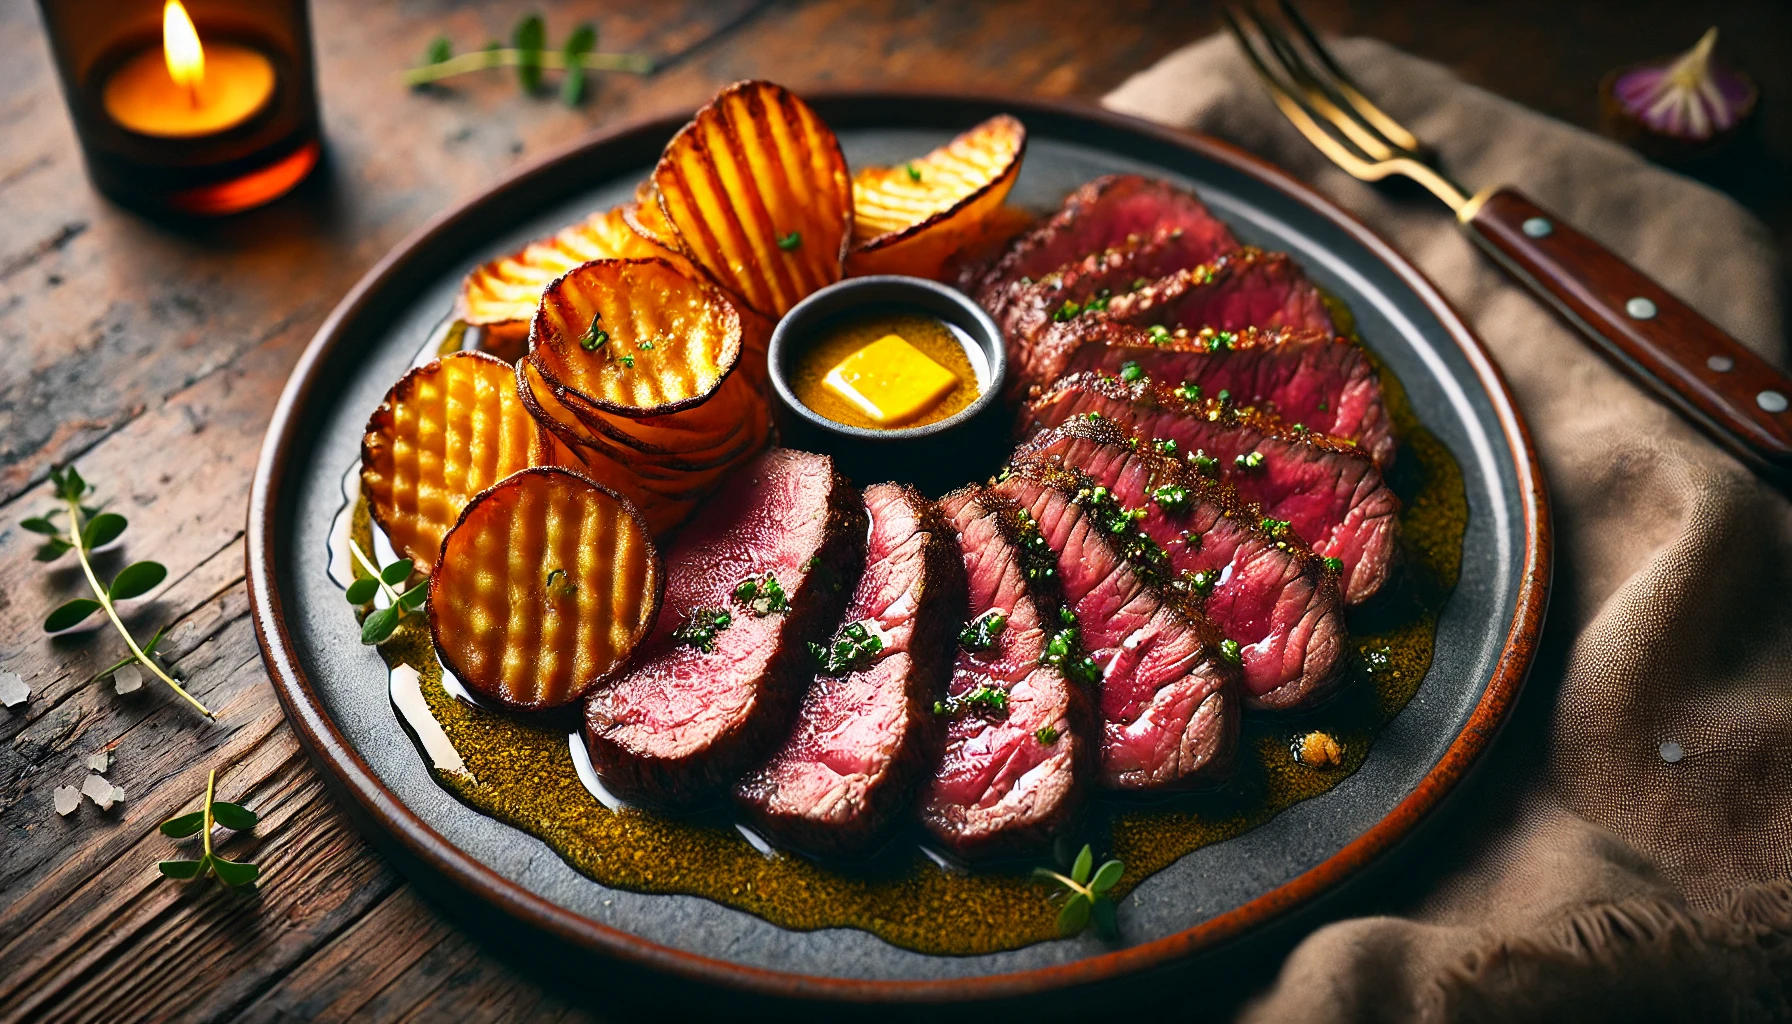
[
  {"xmin": 653, "ymin": 80, "xmax": 851, "ymax": 318},
  {"xmin": 531, "ymin": 257, "xmax": 745, "ymax": 421},
  {"xmin": 361, "ymin": 352, "xmax": 543, "ymax": 573},
  {"xmin": 429, "ymin": 468, "xmax": 661, "ymax": 711},
  {"xmin": 846, "ymin": 114, "xmax": 1026, "ymax": 280},
  {"xmin": 623, "ymin": 179, "xmax": 685, "ymax": 253}
]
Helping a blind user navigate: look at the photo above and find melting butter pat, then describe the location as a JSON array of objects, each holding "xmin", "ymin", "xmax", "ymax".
[{"xmin": 822, "ymin": 333, "xmax": 960, "ymax": 426}]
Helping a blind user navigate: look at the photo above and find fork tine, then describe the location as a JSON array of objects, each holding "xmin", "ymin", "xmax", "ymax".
[
  {"xmin": 1253, "ymin": 15, "xmax": 1400, "ymax": 161},
  {"xmin": 1276, "ymin": 0, "xmax": 1425, "ymax": 154},
  {"xmin": 1221, "ymin": 8, "xmax": 1383, "ymax": 176}
]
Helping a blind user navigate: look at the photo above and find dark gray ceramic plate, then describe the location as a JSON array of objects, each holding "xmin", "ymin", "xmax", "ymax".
[{"xmin": 248, "ymin": 91, "xmax": 1549, "ymax": 1002}]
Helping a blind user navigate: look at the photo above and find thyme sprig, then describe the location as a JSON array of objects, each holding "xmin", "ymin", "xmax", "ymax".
[
  {"xmin": 404, "ymin": 15, "xmax": 652, "ymax": 105},
  {"xmin": 1035, "ymin": 844, "xmax": 1124, "ymax": 937},
  {"xmin": 157, "ymin": 769, "xmax": 260, "ymax": 888},
  {"xmin": 345, "ymin": 538, "xmax": 427, "ymax": 645},
  {"xmin": 23, "ymin": 466, "xmax": 211, "ymax": 719}
]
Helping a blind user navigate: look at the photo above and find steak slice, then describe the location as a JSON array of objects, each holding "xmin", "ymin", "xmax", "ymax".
[
  {"xmin": 990, "ymin": 466, "xmax": 1239, "ymax": 790},
  {"xmin": 917, "ymin": 487, "xmax": 1094, "ymax": 860},
  {"xmin": 736, "ymin": 484, "xmax": 962, "ymax": 857},
  {"xmin": 1010, "ymin": 418, "xmax": 1348, "ymax": 711},
  {"xmin": 986, "ymin": 223, "xmax": 1237, "ymax": 373},
  {"xmin": 966, "ymin": 175, "xmax": 1237, "ymax": 303},
  {"xmin": 1023, "ymin": 373, "xmax": 1399, "ymax": 605},
  {"xmin": 1035, "ymin": 320, "xmax": 1396, "ymax": 468},
  {"xmin": 584, "ymin": 449, "xmax": 866, "ymax": 806}
]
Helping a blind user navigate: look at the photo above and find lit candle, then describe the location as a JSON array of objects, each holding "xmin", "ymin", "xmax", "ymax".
[{"xmin": 102, "ymin": 0, "xmax": 275, "ymax": 138}]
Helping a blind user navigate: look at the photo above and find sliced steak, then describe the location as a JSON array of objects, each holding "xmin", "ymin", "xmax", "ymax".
[
  {"xmin": 736, "ymin": 484, "xmax": 962, "ymax": 857},
  {"xmin": 1023, "ymin": 373, "xmax": 1399, "ymax": 605},
  {"xmin": 584, "ymin": 449, "xmax": 866, "ymax": 806},
  {"xmin": 917, "ymin": 487, "xmax": 1094, "ymax": 860},
  {"xmin": 990, "ymin": 465, "xmax": 1239, "ymax": 790},
  {"xmin": 987, "ymin": 222, "xmax": 1237, "ymax": 373},
  {"xmin": 966, "ymin": 175, "xmax": 1237, "ymax": 303},
  {"xmin": 1010, "ymin": 418, "xmax": 1348, "ymax": 711},
  {"xmin": 1032, "ymin": 320, "xmax": 1395, "ymax": 468}
]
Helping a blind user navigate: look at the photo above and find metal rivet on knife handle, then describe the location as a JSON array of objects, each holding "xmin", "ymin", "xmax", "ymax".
[
  {"xmin": 1624, "ymin": 297, "xmax": 1657, "ymax": 320},
  {"xmin": 1521, "ymin": 217, "xmax": 1552, "ymax": 238},
  {"xmin": 1707, "ymin": 355, "xmax": 1734, "ymax": 372},
  {"xmin": 1760, "ymin": 390, "xmax": 1789, "ymax": 414}
]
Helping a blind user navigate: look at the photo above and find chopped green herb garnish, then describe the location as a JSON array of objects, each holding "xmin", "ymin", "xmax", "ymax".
[
  {"xmin": 1053, "ymin": 299, "xmax": 1081, "ymax": 322},
  {"xmin": 1059, "ymin": 606, "xmax": 1078, "ymax": 626},
  {"xmin": 672, "ymin": 607, "xmax": 733, "ymax": 652},
  {"xmin": 1040, "ymin": 627, "xmax": 1101, "ymax": 686},
  {"xmin": 959, "ymin": 609, "xmax": 1009, "ymax": 651},
  {"xmin": 1236, "ymin": 450, "xmax": 1264, "ymax": 470},
  {"xmin": 810, "ymin": 620, "xmax": 885, "ymax": 675},
  {"xmin": 905, "ymin": 162, "xmax": 922, "ymax": 182},
  {"xmin": 1152, "ymin": 484, "xmax": 1189, "ymax": 513},
  {"xmin": 1132, "ymin": 278, "xmax": 1150, "ymax": 292},
  {"xmin": 1184, "ymin": 569, "xmax": 1219, "ymax": 596},
  {"xmin": 1035, "ymin": 725, "xmax": 1060, "ymax": 745},
  {"xmin": 1147, "ymin": 324, "xmax": 1171, "ymax": 345},
  {"xmin": 1118, "ymin": 361, "xmax": 1143, "ymax": 383},
  {"xmin": 777, "ymin": 231, "xmax": 802, "ymax": 251},
  {"xmin": 1217, "ymin": 638, "xmax": 1242, "ymax": 664},
  {"xmin": 732, "ymin": 573, "xmax": 788, "ymax": 616},
  {"xmin": 1216, "ymin": 388, "xmax": 1231, "ymax": 404},
  {"xmin": 578, "ymin": 316, "xmax": 608, "ymax": 351},
  {"xmin": 544, "ymin": 567, "xmax": 577, "ymax": 598},
  {"xmin": 1153, "ymin": 438, "xmax": 1178, "ymax": 456},
  {"xmin": 935, "ymin": 684, "xmax": 1010, "ymax": 718},
  {"xmin": 1259, "ymin": 517, "xmax": 1291, "ymax": 538},
  {"xmin": 619, "ymin": 354, "xmax": 634, "ymax": 368},
  {"xmin": 637, "ymin": 340, "xmax": 655, "ymax": 350},
  {"xmin": 1323, "ymin": 556, "xmax": 1344, "ymax": 574},
  {"xmin": 1173, "ymin": 381, "xmax": 1201, "ymax": 403}
]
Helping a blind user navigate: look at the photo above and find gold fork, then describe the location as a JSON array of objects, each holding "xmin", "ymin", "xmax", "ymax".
[{"xmin": 1226, "ymin": 1, "xmax": 1792, "ymax": 478}]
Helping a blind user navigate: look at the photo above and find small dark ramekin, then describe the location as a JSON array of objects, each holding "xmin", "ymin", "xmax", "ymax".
[{"xmin": 766, "ymin": 275, "xmax": 1010, "ymax": 494}]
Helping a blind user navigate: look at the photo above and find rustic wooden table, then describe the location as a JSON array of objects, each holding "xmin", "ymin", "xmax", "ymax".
[{"xmin": 3, "ymin": 2, "xmax": 1786, "ymax": 1021}]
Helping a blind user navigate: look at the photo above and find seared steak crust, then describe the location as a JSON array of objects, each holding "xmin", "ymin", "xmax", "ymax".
[
  {"xmin": 966, "ymin": 174, "xmax": 1237, "ymax": 304},
  {"xmin": 1024, "ymin": 373, "xmax": 1399, "ymax": 605},
  {"xmin": 736, "ymin": 484, "xmax": 962, "ymax": 857},
  {"xmin": 917, "ymin": 488, "xmax": 1094, "ymax": 860},
  {"xmin": 990, "ymin": 465, "xmax": 1240, "ymax": 790},
  {"xmin": 1050, "ymin": 323, "xmax": 1396, "ymax": 468},
  {"xmin": 1010, "ymin": 417, "xmax": 1348, "ymax": 711},
  {"xmin": 584, "ymin": 449, "xmax": 866, "ymax": 806}
]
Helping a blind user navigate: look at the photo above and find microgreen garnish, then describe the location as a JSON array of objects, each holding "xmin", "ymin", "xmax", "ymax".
[
  {"xmin": 157, "ymin": 769, "xmax": 259, "ymax": 888},
  {"xmin": 1035, "ymin": 725, "xmax": 1060, "ymax": 745},
  {"xmin": 933, "ymin": 684, "xmax": 1010, "ymax": 717},
  {"xmin": 1172, "ymin": 381, "xmax": 1201, "ymax": 403},
  {"xmin": 809, "ymin": 620, "xmax": 885, "ymax": 675},
  {"xmin": 1035, "ymin": 844, "xmax": 1123, "ymax": 937},
  {"xmin": 1151, "ymin": 484, "xmax": 1188, "ymax": 513},
  {"xmin": 1322, "ymin": 557, "xmax": 1344, "ymax": 575},
  {"xmin": 1118, "ymin": 361, "xmax": 1143, "ymax": 383},
  {"xmin": 344, "ymin": 538, "xmax": 428, "ymax": 645},
  {"xmin": 904, "ymin": 162, "xmax": 922, "ymax": 182},
  {"xmin": 958, "ymin": 610, "xmax": 1009, "ymax": 651},
  {"xmin": 1235, "ymin": 450, "xmax": 1264, "ymax": 470},
  {"xmin": 578, "ymin": 316, "xmax": 608, "ymax": 351},
  {"xmin": 672, "ymin": 608, "xmax": 732, "ymax": 652},
  {"xmin": 777, "ymin": 231, "xmax": 802, "ymax": 251},
  {"xmin": 25, "ymin": 465, "xmax": 210, "ymax": 719},
  {"xmin": 405, "ymin": 16, "xmax": 651, "ymax": 105},
  {"xmin": 733, "ymin": 573, "xmax": 788, "ymax": 616}
]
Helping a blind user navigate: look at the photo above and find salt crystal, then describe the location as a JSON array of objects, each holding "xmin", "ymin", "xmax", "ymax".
[
  {"xmin": 0, "ymin": 671, "xmax": 28, "ymax": 708},
  {"xmin": 53, "ymin": 786, "xmax": 80, "ymax": 816},
  {"xmin": 82, "ymin": 773, "xmax": 122, "ymax": 811},
  {"xmin": 88, "ymin": 750, "xmax": 112, "ymax": 774},
  {"xmin": 113, "ymin": 665, "xmax": 143, "ymax": 695}
]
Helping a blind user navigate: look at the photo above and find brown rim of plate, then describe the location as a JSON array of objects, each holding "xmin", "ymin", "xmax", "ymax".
[{"xmin": 246, "ymin": 89, "xmax": 1551, "ymax": 1004}]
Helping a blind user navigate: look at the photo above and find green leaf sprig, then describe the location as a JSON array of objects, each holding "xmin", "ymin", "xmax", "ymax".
[
  {"xmin": 158, "ymin": 769, "xmax": 260, "ymax": 888},
  {"xmin": 1034, "ymin": 844, "xmax": 1124, "ymax": 938},
  {"xmin": 403, "ymin": 15, "xmax": 652, "ymax": 105},
  {"xmin": 345, "ymin": 538, "xmax": 427, "ymax": 645},
  {"xmin": 23, "ymin": 465, "xmax": 210, "ymax": 719}
]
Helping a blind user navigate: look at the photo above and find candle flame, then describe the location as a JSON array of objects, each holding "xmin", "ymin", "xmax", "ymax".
[{"xmin": 163, "ymin": 0, "xmax": 204, "ymax": 93}]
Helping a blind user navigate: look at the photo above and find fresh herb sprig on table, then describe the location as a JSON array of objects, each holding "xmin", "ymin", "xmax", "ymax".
[
  {"xmin": 22, "ymin": 465, "xmax": 211, "ymax": 719},
  {"xmin": 345, "ymin": 538, "xmax": 427, "ymax": 645},
  {"xmin": 1035, "ymin": 844, "xmax": 1124, "ymax": 938},
  {"xmin": 404, "ymin": 15, "xmax": 653, "ymax": 106},
  {"xmin": 157, "ymin": 769, "xmax": 260, "ymax": 888}
]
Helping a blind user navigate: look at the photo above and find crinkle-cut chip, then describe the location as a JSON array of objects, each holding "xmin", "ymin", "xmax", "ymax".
[
  {"xmin": 429, "ymin": 468, "xmax": 662, "ymax": 711},
  {"xmin": 846, "ymin": 115, "xmax": 1026, "ymax": 280},
  {"xmin": 456, "ymin": 206, "xmax": 685, "ymax": 333},
  {"xmin": 653, "ymin": 80, "xmax": 851, "ymax": 318},
  {"xmin": 624, "ymin": 179, "xmax": 685, "ymax": 253},
  {"xmin": 361, "ymin": 352, "xmax": 541, "ymax": 573},
  {"xmin": 532, "ymin": 258, "xmax": 743, "ymax": 417}
]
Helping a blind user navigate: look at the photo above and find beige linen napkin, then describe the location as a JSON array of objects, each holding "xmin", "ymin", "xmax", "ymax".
[{"xmin": 1105, "ymin": 35, "xmax": 1792, "ymax": 1023}]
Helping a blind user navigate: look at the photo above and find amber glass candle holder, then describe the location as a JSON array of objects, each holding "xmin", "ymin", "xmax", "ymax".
[{"xmin": 37, "ymin": 0, "xmax": 321, "ymax": 217}]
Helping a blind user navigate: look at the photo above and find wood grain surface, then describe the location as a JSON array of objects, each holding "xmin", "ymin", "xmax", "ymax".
[{"xmin": 1, "ymin": 2, "xmax": 1785, "ymax": 1021}]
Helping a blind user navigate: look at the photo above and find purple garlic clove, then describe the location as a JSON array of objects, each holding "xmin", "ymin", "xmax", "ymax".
[{"xmin": 1600, "ymin": 28, "xmax": 1758, "ymax": 163}]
